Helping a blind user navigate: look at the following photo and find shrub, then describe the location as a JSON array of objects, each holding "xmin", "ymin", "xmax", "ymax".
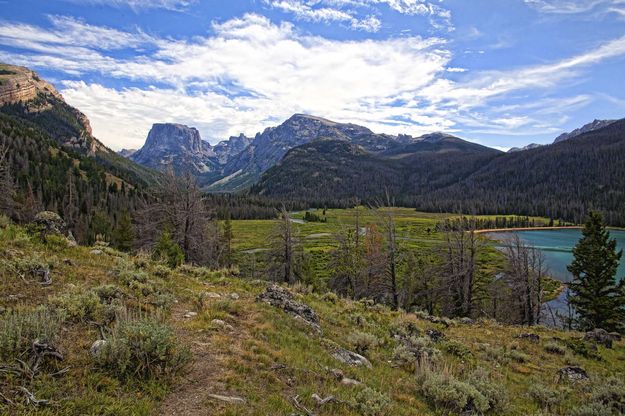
[
  {"xmin": 0, "ymin": 307, "xmax": 64, "ymax": 361},
  {"xmin": 590, "ymin": 377, "xmax": 625, "ymax": 414},
  {"xmin": 564, "ymin": 338, "xmax": 602, "ymax": 360},
  {"xmin": 544, "ymin": 341, "xmax": 566, "ymax": 355},
  {"xmin": 393, "ymin": 336, "xmax": 439, "ymax": 369},
  {"xmin": 94, "ymin": 318, "xmax": 190, "ymax": 380},
  {"xmin": 570, "ymin": 403, "xmax": 614, "ymax": 416},
  {"xmin": 321, "ymin": 292, "xmax": 338, "ymax": 303},
  {"xmin": 390, "ymin": 317, "xmax": 421, "ymax": 340},
  {"xmin": 152, "ymin": 265, "xmax": 172, "ymax": 279},
  {"xmin": 506, "ymin": 349, "xmax": 530, "ymax": 363},
  {"xmin": 348, "ymin": 331, "xmax": 379, "ymax": 355},
  {"xmin": 348, "ymin": 313, "xmax": 368, "ymax": 328},
  {"xmin": 93, "ymin": 284, "xmax": 124, "ymax": 304},
  {"xmin": 353, "ymin": 387, "xmax": 390, "ymax": 416},
  {"xmin": 528, "ymin": 383, "xmax": 566, "ymax": 410},
  {"xmin": 442, "ymin": 340, "xmax": 472, "ymax": 359},
  {"xmin": 51, "ymin": 290, "xmax": 103, "ymax": 322},
  {"xmin": 467, "ymin": 368, "xmax": 509, "ymax": 412},
  {"xmin": 420, "ymin": 372, "xmax": 490, "ymax": 414}
]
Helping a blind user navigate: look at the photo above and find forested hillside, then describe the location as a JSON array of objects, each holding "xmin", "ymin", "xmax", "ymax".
[
  {"xmin": 0, "ymin": 63, "xmax": 158, "ymax": 243},
  {"xmin": 412, "ymin": 119, "xmax": 625, "ymax": 225},
  {"xmin": 253, "ymin": 135, "xmax": 501, "ymax": 206},
  {"xmin": 253, "ymin": 119, "xmax": 625, "ymax": 225}
]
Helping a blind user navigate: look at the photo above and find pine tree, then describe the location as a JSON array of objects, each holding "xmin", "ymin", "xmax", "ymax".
[
  {"xmin": 568, "ymin": 211, "xmax": 625, "ymax": 332},
  {"xmin": 113, "ymin": 211, "xmax": 135, "ymax": 252}
]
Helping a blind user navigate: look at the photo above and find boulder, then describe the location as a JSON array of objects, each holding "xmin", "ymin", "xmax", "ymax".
[
  {"xmin": 557, "ymin": 366, "xmax": 589, "ymax": 383},
  {"xmin": 257, "ymin": 285, "xmax": 320, "ymax": 333},
  {"xmin": 584, "ymin": 328, "xmax": 619, "ymax": 349},
  {"xmin": 426, "ymin": 329, "xmax": 445, "ymax": 342},
  {"xmin": 331, "ymin": 346, "xmax": 372, "ymax": 368},
  {"xmin": 33, "ymin": 211, "xmax": 66, "ymax": 236},
  {"xmin": 90, "ymin": 339, "xmax": 107, "ymax": 357}
]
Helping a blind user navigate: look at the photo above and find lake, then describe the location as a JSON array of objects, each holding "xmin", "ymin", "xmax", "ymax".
[{"xmin": 488, "ymin": 228, "xmax": 625, "ymax": 282}]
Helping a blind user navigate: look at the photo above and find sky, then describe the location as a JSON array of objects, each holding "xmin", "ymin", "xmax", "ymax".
[{"xmin": 1, "ymin": 0, "xmax": 625, "ymax": 151}]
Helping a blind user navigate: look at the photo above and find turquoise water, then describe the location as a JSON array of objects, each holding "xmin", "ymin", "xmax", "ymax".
[{"xmin": 489, "ymin": 229, "xmax": 625, "ymax": 282}]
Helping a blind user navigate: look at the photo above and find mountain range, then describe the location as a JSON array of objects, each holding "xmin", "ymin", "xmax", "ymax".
[{"xmin": 2, "ymin": 62, "xmax": 625, "ymax": 226}]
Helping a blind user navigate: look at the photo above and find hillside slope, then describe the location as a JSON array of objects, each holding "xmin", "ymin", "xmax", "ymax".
[
  {"xmin": 414, "ymin": 118, "xmax": 625, "ymax": 225},
  {"xmin": 0, "ymin": 63, "xmax": 157, "ymax": 188},
  {"xmin": 252, "ymin": 134, "xmax": 502, "ymax": 204},
  {"xmin": 1, "ymin": 221, "xmax": 623, "ymax": 416}
]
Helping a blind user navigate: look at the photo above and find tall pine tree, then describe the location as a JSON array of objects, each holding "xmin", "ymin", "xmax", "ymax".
[
  {"xmin": 113, "ymin": 211, "xmax": 135, "ymax": 252},
  {"xmin": 568, "ymin": 211, "xmax": 625, "ymax": 332}
]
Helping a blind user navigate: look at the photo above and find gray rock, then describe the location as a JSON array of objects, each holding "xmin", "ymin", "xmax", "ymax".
[
  {"xmin": 558, "ymin": 366, "xmax": 589, "ymax": 382},
  {"xmin": 207, "ymin": 394, "xmax": 246, "ymax": 404},
  {"xmin": 459, "ymin": 317, "xmax": 474, "ymax": 325},
  {"xmin": 33, "ymin": 211, "xmax": 66, "ymax": 236},
  {"xmin": 205, "ymin": 292, "xmax": 221, "ymax": 299},
  {"xmin": 584, "ymin": 328, "xmax": 619, "ymax": 349},
  {"xmin": 229, "ymin": 293, "xmax": 240, "ymax": 300},
  {"xmin": 183, "ymin": 311, "xmax": 198, "ymax": 319},
  {"xmin": 341, "ymin": 377, "xmax": 363, "ymax": 386},
  {"xmin": 257, "ymin": 285, "xmax": 321, "ymax": 333},
  {"xmin": 331, "ymin": 347, "xmax": 372, "ymax": 368},
  {"xmin": 90, "ymin": 339, "xmax": 107, "ymax": 357},
  {"xmin": 66, "ymin": 231, "xmax": 78, "ymax": 247}
]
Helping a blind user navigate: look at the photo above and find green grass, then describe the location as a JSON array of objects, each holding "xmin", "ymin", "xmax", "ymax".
[{"xmin": 1, "ymin": 217, "xmax": 624, "ymax": 415}]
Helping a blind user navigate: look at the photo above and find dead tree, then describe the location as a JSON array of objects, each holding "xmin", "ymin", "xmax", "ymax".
[
  {"xmin": 440, "ymin": 217, "xmax": 481, "ymax": 317},
  {"xmin": 268, "ymin": 207, "xmax": 301, "ymax": 284},
  {"xmin": 136, "ymin": 168, "xmax": 221, "ymax": 266},
  {"xmin": 502, "ymin": 235, "xmax": 546, "ymax": 325}
]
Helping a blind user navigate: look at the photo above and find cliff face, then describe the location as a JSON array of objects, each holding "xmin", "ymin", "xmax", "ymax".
[
  {"xmin": 131, "ymin": 123, "xmax": 219, "ymax": 175},
  {"xmin": 0, "ymin": 63, "xmax": 95, "ymax": 144}
]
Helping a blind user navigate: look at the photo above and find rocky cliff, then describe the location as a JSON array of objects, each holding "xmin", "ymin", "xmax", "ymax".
[{"xmin": 131, "ymin": 123, "xmax": 219, "ymax": 175}]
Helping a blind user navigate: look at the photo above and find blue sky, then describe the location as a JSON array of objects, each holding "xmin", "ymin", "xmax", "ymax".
[{"xmin": 1, "ymin": 0, "xmax": 624, "ymax": 151}]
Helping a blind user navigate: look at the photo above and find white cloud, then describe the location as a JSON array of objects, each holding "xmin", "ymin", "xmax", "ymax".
[
  {"xmin": 264, "ymin": 0, "xmax": 453, "ymax": 32},
  {"xmin": 63, "ymin": 0, "xmax": 196, "ymax": 12},
  {"xmin": 1, "ymin": 13, "xmax": 623, "ymax": 149},
  {"xmin": 524, "ymin": 0, "xmax": 625, "ymax": 17}
]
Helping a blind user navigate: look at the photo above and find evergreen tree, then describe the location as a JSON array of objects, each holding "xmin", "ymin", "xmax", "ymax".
[
  {"xmin": 568, "ymin": 211, "xmax": 625, "ymax": 332},
  {"xmin": 153, "ymin": 228, "xmax": 185, "ymax": 268},
  {"xmin": 113, "ymin": 211, "xmax": 135, "ymax": 252}
]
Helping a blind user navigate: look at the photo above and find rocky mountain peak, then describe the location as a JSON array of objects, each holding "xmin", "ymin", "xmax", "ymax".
[
  {"xmin": 131, "ymin": 123, "xmax": 217, "ymax": 175},
  {"xmin": 554, "ymin": 119, "xmax": 616, "ymax": 143}
]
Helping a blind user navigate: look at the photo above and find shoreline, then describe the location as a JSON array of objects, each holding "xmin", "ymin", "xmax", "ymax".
[{"xmin": 475, "ymin": 226, "xmax": 581, "ymax": 234}]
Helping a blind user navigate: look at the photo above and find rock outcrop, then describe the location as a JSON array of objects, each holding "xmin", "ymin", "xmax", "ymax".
[
  {"xmin": 554, "ymin": 119, "xmax": 615, "ymax": 143},
  {"xmin": 131, "ymin": 123, "xmax": 218, "ymax": 175},
  {"xmin": 256, "ymin": 284, "xmax": 321, "ymax": 332}
]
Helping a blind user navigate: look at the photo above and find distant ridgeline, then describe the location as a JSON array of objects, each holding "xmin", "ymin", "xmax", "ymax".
[
  {"xmin": 0, "ymin": 63, "xmax": 158, "ymax": 243},
  {"xmin": 248, "ymin": 117, "xmax": 625, "ymax": 226}
]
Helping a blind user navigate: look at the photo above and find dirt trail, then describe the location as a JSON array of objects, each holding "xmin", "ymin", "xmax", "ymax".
[{"xmin": 159, "ymin": 302, "xmax": 250, "ymax": 416}]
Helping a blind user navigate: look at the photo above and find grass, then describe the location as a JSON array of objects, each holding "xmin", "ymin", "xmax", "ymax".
[{"xmin": 1, "ymin": 216, "xmax": 623, "ymax": 415}]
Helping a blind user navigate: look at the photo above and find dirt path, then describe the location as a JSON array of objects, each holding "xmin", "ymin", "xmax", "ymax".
[{"xmin": 158, "ymin": 304, "xmax": 223, "ymax": 416}]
